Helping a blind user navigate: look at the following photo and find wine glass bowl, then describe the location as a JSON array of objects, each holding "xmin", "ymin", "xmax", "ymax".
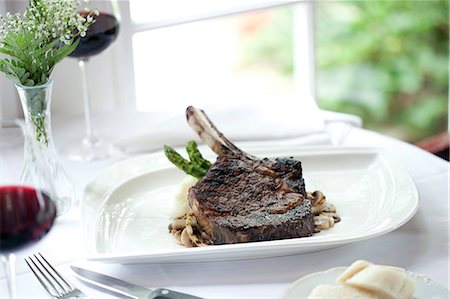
[
  {"xmin": 63, "ymin": 0, "xmax": 120, "ymax": 162},
  {"xmin": 0, "ymin": 186, "xmax": 56, "ymax": 251},
  {"xmin": 0, "ymin": 125, "xmax": 57, "ymax": 298},
  {"xmin": 69, "ymin": 11, "xmax": 120, "ymax": 59}
]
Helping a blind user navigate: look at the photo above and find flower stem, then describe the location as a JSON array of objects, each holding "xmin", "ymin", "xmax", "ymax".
[{"xmin": 30, "ymin": 112, "xmax": 48, "ymax": 146}]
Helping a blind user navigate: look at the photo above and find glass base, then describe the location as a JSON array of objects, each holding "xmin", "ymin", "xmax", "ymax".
[
  {"xmin": 1, "ymin": 253, "xmax": 16, "ymax": 298},
  {"xmin": 63, "ymin": 136, "xmax": 109, "ymax": 162}
]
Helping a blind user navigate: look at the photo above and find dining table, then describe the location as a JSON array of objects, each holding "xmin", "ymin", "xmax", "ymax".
[{"xmin": 0, "ymin": 109, "xmax": 448, "ymax": 299}]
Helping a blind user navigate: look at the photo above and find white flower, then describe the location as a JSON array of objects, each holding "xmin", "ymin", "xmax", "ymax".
[{"xmin": 1, "ymin": 0, "xmax": 95, "ymax": 44}]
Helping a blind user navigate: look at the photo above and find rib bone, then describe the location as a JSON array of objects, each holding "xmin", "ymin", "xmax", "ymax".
[{"xmin": 186, "ymin": 106, "xmax": 242, "ymax": 156}]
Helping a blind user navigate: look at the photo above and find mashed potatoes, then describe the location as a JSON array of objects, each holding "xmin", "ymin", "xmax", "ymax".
[{"xmin": 171, "ymin": 176, "xmax": 198, "ymax": 218}]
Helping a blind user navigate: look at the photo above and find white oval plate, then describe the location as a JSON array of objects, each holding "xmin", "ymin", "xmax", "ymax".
[
  {"xmin": 81, "ymin": 146, "xmax": 419, "ymax": 263},
  {"xmin": 282, "ymin": 267, "xmax": 449, "ymax": 299}
]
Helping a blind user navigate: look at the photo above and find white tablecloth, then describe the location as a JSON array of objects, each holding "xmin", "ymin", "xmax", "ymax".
[{"xmin": 0, "ymin": 114, "xmax": 448, "ymax": 298}]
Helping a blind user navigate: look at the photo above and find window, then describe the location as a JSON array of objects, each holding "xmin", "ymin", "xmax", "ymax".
[{"xmin": 125, "ymin": 0, "xmax": 315, "ymax": 112}]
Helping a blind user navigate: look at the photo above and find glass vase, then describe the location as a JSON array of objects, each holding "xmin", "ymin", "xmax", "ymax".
[{"xmin": 15, "ymin": 79, "xmax": 76, "ymax": 216}]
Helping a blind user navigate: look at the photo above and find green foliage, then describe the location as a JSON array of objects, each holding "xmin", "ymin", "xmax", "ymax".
[
  {"xmin": 0, "ymin": 0, "xmax": 94, "ymax": 86},
  {"xmin": 0, "ymin": 0, "xmax": 94, "ymax": 144},
  {"xmin": 316, "ymin": 1, "xmax": 449, "ymax": 142},
  {"xmin": 242, "ymin": 2, "xmax": 448, "ymax": 142},
  {"xmin": 0, "ymin": 31, "xmax": 79, "ymax": 86}
]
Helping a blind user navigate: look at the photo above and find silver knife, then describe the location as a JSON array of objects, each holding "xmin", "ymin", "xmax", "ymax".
[{"xmin": 71, "ymin": 266, "xmax": 204, "ymax": 299}]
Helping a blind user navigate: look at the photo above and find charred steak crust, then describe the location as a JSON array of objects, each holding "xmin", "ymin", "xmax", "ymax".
[{"xmin": 188, "ymin": 153, "xmax": 314, "ymax": 244}]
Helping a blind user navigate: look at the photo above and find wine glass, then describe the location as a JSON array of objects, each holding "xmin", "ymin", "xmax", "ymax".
[
  {"xmin": 0, "ymin": 121, "xmax": 57, "ymax": 298},
  {"xmin": 65, "ymin": 0, "xmax": 120, "ymax": 161}
]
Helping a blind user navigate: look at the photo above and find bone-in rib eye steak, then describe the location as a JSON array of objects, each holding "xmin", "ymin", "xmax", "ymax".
[{"xmin": 186, "ymin": 106, "xmax": 315, "ymax": 244}]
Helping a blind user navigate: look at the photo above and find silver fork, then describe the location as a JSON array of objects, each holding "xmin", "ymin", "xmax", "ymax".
[{"xmin": 25, "ymin": 253, "xmax": 88, "ymax": 298}]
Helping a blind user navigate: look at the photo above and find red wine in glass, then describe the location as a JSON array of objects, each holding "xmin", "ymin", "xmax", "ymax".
[
  {"xmin": 64, "ymin": 10, "xmax": 120, "ymax": 162},
  {"xmin": 0, "ymin": 186, "xmax": 57, "ymax": 251},
  {"xmin": 69, "ymin": 12, "xmax": 120, "ymax": 59}
]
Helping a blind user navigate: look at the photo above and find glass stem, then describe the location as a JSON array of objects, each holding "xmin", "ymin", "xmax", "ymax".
[
  {"xmin": 1, "ymin": 253, "xmax": 17, "ymax": 298},
  {"xmin": 78, "ymin": 58, "xmax": 98, "ymax": 146}
]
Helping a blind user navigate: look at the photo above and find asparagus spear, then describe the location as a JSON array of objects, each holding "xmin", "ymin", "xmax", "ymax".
[
  {"xmin": 186, "ymin": 140, "xmax": 212, "ymax": 170},
  {"xmin": 164, "ymin": 145, "xmax": 208, "ymax": 179}
]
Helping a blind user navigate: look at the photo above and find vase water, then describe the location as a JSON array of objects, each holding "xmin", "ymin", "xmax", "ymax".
[{"xmin": 15, "ymin": 79, "xmax": 76, "ymax": 216}]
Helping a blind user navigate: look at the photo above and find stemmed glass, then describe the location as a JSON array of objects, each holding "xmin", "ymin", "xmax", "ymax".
[
  {"xmin": 64, "ymin": 0, "xmax": 120, "ymax": 161},
  {"xmin": 0, "ymin": 121, "xmax": 57, "ymax": 298}
]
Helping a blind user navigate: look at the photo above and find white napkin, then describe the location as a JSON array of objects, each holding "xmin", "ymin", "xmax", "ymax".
[{"xmin": 109, "ymin": 97, "xmax": 330, "ymax": 156}]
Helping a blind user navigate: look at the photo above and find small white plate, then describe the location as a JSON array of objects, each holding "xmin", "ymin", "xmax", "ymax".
[
  {"xmin": 81, "ymin": 146, "xmax": 419, "ymax": 263},
  {"xmin": 282, "ymin": 267, "xmax": 449, "ymax": 299}
]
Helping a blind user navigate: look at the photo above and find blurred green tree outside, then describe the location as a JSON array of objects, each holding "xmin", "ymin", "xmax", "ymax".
[
  {"xmin": 242, "ymin": 1, "xmax": 448, "ymax": 143},
  {"xmin": 316, "ymin": 0, "xmax": 448, "ymax": 142}
]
